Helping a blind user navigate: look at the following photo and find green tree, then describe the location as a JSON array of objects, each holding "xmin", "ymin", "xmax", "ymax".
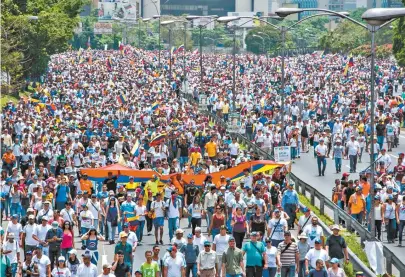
[
  {"xmin": 1, "ymin": 0, "xmax": 85, "ymax": 86},
  {"xmin": 393, "ymin": 0, "xmax": 405, "ymax": 66}
]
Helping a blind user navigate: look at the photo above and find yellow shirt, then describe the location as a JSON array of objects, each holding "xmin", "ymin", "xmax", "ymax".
[
  {"xmin": 358, "ymin": 123, "xmax": 364, "ymax": 133},
  {"xmin": 222, "ymin": 104, "xmax": 229, "ymax": 114},
  {"xmin": 144, "ymin": 179, "xmax": 160, "ymax": 196},
  {"xmin": 125, "ymin": 182, "xmax": 139, "ymax": 190},
  {"xmin": 205, "ymin": 142, "xmax": 217, "ymax": 157},
  {"xmin": 190, "ymin": 152, "xmax": 202, "ymax": 166},
  {"xmin": 46, "ymin": 192, "xmax": 54, "ymax": 202},
  {"xmin": 349, "ymin": 193, "xmax": 365, "ymax": 214}
]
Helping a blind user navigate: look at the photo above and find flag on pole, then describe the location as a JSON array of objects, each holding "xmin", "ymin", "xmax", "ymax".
[
  {"xmin": 87, "ymin": 36, "xmax": 91, "ymax": 49},
  {"xmin": 131, "ymin": 139, "xmax": 141, "ymax": 157},
  {"xmin": 106, "ymin": 57, "xmax": 112, "ymax": 71},
  {"xmin": 149, "ymin": 133, "xmax": 166, "ymax": 147},
  {"xmin": 151, "ymin": 102, "xmax": 159, "ymax": 111},
  {"xmin": 348, "ymin": 56, "xmax": 354, "ymax": 67},
  {"xmin": 175, "ymin": 44, "xmax": 185, "ymax": 54},
  {"xmin": 116, "ymin": 93, "xmax": 127, "ymax": 105},
  {"xmin": 192, "ymin": 48, "xmax": 199, "ymax": 55},
  {"xmin": 170, "ymin": 46, "xmax": 176, "ymax": 56}
]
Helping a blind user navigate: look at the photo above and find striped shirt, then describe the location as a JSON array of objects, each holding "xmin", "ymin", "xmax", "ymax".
[{"xmin": 277, "ymin": 241, "xmax": 299, "ymax": 266}]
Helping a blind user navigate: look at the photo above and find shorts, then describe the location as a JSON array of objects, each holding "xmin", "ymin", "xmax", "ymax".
[
  {"xmin": 153, "ymin": 217, "xmax": 164, "ymax": 227},
  {"xmin": 387, "ymin": 135, "xmax": 394, "ymax": 143}
]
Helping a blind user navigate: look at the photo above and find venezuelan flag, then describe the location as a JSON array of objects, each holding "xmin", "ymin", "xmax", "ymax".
[
  {"xmin": 170, "ymin": 46, "xmax": 176, "ymax": 56},
  {"xmin": 151, "ymin": 102, "xmax": 159, "ymax": 111},
  {"xmin": 149, "ymin": 133, "xmax": 166, "ymax": 147},
  {"xmin": 176, "ymin": 44, "xmax": 185, "ymax": 54},
  {"xmin": 131, "ymin": 139, "xmax": 141, "ymax": 157},
  {"xmin": 348, "ymin": 55, "xmax": 354, "ymax": 67},
  {"xmin": 116, "ymin": 94, "xmax": 127, "ymax": 105}
]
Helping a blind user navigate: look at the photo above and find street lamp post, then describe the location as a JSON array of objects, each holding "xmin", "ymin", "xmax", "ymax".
[
  {"xmin": 257, "ymin": 32, "xmax": 270, "ymax": 66},
  {"xmin": 275, "ymin": 6, "xmax": 405, "ymax": 238},
  {"xmin": 252, "ymin": 34, "xmax": 265, "ymax": 54},
  {"xmin": 153, "ymin": 15, "xmax": 161, "ymax": 67},
  {"xmin": 218, "ymin": 12, "xmax": 346, "ymax": 145},
  {"xmin": 186, "ymin": 16, "xmax": 218, "ymax": 94},
  {"xmin": 233, "ymin": 27, "xmax": 236, "ymax": 111}
]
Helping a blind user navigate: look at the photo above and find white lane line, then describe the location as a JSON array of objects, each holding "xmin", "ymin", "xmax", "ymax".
[
  {"xmin": 400, "ymin": 135, "xmax": 405, "ymax": 139},
  {"xmin": 390, "ymin": 154, "xmax": 399, "ymax": 158}
]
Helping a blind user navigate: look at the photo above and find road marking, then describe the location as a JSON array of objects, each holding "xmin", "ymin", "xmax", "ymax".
[
  {"xmin": 400, "ymin": 135, "xmax": 405, "ymax": 139},
  {"xmin": 390, "ymin": 154, "xmax": 399, "ymax": 158}
]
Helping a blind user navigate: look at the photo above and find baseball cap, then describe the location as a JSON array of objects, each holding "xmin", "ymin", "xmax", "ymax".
[
  {"xmin": 250, "ymin": 231, "xmax": 258, "ymax": 236},
  {"xmin": 274, "ymin": 209, "xmax": 280, "ymax": 213},
  {"xmin": 204, "ymin": 241, "xmax": 211, "ymax": 246},
  {"xmin": 68, "ymin": 249, "xmax": 77, "ymax": 255},
  {"xmin": 302, "ymin": 207, "xmax": 310, "ymax": 213},
  {"xmin": 315, "ymin": 238, "xmax": 322, "ymax": 244},
  {"xmin": 58, "ymin": 256, "xmax": 66, "ymax": 262},
  {"xmin": 134, "ymin": 270, "xmax": 142, "ymax": 275},
  {"xmin": 284, "ymin": 231, "xmax": 291, "ymax": 236},
  {"xmin": 123, "ymin": 223, "xmax": 129, "ymax": 228},
  {"xmin": 35, "ymin": 244, "xmax": 43, "ymax": 250},
  {"xmin": 187, "ymin": 234, "xmax": 193, "ymax": 239},
  {"xmin": 52, "ymin": 221, "xmax": 59, "ymax": 228},
  {"xmin": 228, "ymin": 236, "xmax": 235, "ymax": 241},
  {"xmin": 330, "ymin": 258, "xmax": 340, "ymax": 264},
  {"xmin": 28, "ymin": 215, "xmax": 35, "ymax": 219},
  {"xmin": 103, "ymin": 264, "xmax": 112, "ymax": 269},
  {"xmin": 120, "ymin": 232, "xmax": 128, "ymax": 238},
  {"xmin": 331, "ymin": 225, "xmax": 340, "ymax": 231},
  {"xmin": 7, "ymin": 233, "xmax": 15, "ymax": 238},
  {"xmin": 82, "ymin": 251, "xmax": 91, "ymax": 258},
  {"xmin": 175, "ymin": 229, "xmax": 184, "ymax": 234}
]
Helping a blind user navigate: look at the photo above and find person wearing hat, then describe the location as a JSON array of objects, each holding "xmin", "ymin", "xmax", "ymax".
[
  {"xmin": 281, "ymin": 183, "xmax": 299, "ymax": 230},
  {"xmin": 297, "ymin": 233, "xmax": 310, "ymax": 277},
  {"xmin": 51, "ymin": 256, "xmax": 71, "ymax": 277},
  {"xmin": 163, "ymin": 244, "xmax": 186, "ymax": 277},
  {"xmin": 328, "ymin": 258, "xmax": 345, "ymax": 277},
  {"xmin": 222, "ymin": 236, "xmax": 245, "ymax": 277},
  {"xmin": 347, "ymin": 134, "xmax": 360, "ymax": 173},
  {"xmin": 45, "ymin": 221, "xmax": 63, "ymax": 269},
  {"xmin": 297, "ymin": 208, "xmax": 311, "ymax": 235},
  {"xmin": 6, "ymin": 214, "xmax": 23, "ymax": 246},
  {"xmin": 304, "ymin": 238, "xmax": 328, "ymax": 275},
  {"xmin": 99, "ymin": 263, "xmax": 115, "ymax": 277},
  {"xmin": 179, "ymin": 234, "xmax": 199, "ymax": 277},
  {"xmin": 332, "ymin": 140, "xmax": 344, "ymax": 173},
  {"xmin": 314, "ymin": 138, "xmax": 327, "ymax": 176},
  {"xmin": 3, "ymin": 232, "xmax": 21, "ymax": 276},
  {"xmin": 197, "ymin": 241, "xmax": 218, "ymax": 277},
  {"xmin": 382, "ymin": 194, "xmax": 398, "ymax": 243},
  {"xmin": 348, "ymin": 186, "xmax": 366, "ymax": 225},
  {"xmin": 325, "ymin": 225, "xmax": 348, "ymax": 267},
  {"xmin": 77, "ymin": 251, "xmax": 98, "ymax": 277},
  {"xmin": 114, "ymin": 232, "xmax": 133, "ymax": 271},
  {"xmin": 242, "ymin": 231, "xmax": 267, "ymax": 277},
  {"xmin": 276, "ymin": 231, "xmax": 298, "ymax": 275},
  {"xmin": 67, "ymin": 249, "xmax": 80, "ymax": 276},
  {"xmin": 20, "ymin": 250, "xmax": 39, "ymax": 277},
  {"xmin": 22, "ymin": 214, "xmax": 38, "ymax": 253},
  {"xmin": 36, "ymin": 200, "xmax": 54, "ymax": 223},
  {"xmin": 172, "ymin": 228, "xmax": 186, "ymax": 249},
  {"xmin": 32, "ymin": 245, "xmax": 51, "ymax": 277},
  {"xmin": 267, "ymin": 209, "xmax": 288, "ymax": 247}
]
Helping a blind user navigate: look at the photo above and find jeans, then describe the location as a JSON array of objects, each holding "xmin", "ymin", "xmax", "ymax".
[
  {"xmin": 226, "ymin": 212, "xmax": 232, "ymax": 233},
  {"xmin": 93, "ymin": 219, "xmax": 99, "ymax": 231},
  {"xmin": 55, "ymin": 201, "xmax": 66, "ymax": 211},
  {"xmin": 61, "ymin": 247, "xmax": 72, "ymax": 260},
  {"xmin": 386, "ymin": 218, "xmax": 396, "ymax": 241},
  {"xmin": 11, "ymin": 263, "xmax": 18, "ymax": 277},
  {"xmin": 351, "ymin": 212, "xmax": 363, "ymax": 224},
  {"xmin": 136, "ymin": 220, "xmax": 145, "ymax": 242},
  {"xmin": 262, "ymin": 268, "xmax": 277, "ymax": 277},
  {"xmin": 291, "ymin": 147, "xmax": 297, "ymax": 160},
  {"xmin": 186, "ymin": 263, "xmax": 197, "ymax": 277},
  {"xmin": 284, "ymin": 203, "xmax": 297, "ymax": 228},
  {"xmin": 398, "ymin": 220, "xmax": 405, "ymax": 244},
  {"xmin": 298, "ymin": 260, "xmax": 306, "ymax": 277},
  {"xmin": 349, "ymin": 154, "xmax": 358, "ymax": 172},
  {"xmin": 81, "ymin": 227, "xmax": 89, "ymax": 245},
  {"xmin": 281, "ymin": 265, "xmax": 296, "ymax": 277},
  {"xmin": 317, "ymin": 156, "xmax": 326, "ymax": 175},
  {"xmin": 10, "ymin": 203, "xmax": 21, "ymax": 218},
  {"xmin": 233, "ymin": 231, "xmax": 245, "ymax": 249},
  {"xmin": 100, "ymin": 215, "xmax": 106, "ymax": 236},
  {"xmin": 206, "ymin": 207, "xmax": 214, "ymax": 232},
  {"xmin": 168, "ymin": 217, "xmax": 179, "ymax": 241},
  {"xmin": 271, "ymin": 239, "xmax": 284, "ymax": 248},
  {"xmin": 107, "ymin": 221, "xmax": 117, "ymax": 241},
  {"xmin": 377, "ymin": 136, "xmax": 384, "ymax": 150},
  {"xmin": 334, "ymin": 157, "xmax": 342, "ymax": 172},
  {"xmin": 211, "ymin": 228, "xmax": 220, "ymax": 240},
  {"xmin": 246, "ymin": 266, "xmax": 263, "ymax": 277}
]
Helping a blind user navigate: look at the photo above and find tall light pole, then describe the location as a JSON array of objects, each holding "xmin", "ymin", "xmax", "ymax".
[
  {"xmin": 203, "ymin": 37, "xmax": 221, "ymax": 53},
  {"xmin": 218, "ymin": 12, "xmax": 348, "ymax": 145},
  {"xmin": 152, "ymin": 15, "xmax": 161, "ymax": 67},
  {"xmin": 161, "ymin": 19, "xmax": 187, "ymax": 83},
  {"xmin": 257, "ymin": 31, "xmax": 270, "ymax": 66},
  {"xmin": 186, "ymin": 16, "xmax": 218, "ymax": 94},
  {"xmin": 276, "ymin": 6, "xmax": 405, "ymax": 238}
]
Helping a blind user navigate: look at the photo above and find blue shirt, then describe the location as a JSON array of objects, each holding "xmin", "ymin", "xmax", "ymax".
[
  {"xmin": 242, "ymin": 241, "xmax": 265, "ymax": 266},
  {"xmin": 281, "ymin": 190, "xmax": 299, "ymax": 209},
  {"xmin": 120, "ymin": 201, "xmax": 136, "ymax": 217}
]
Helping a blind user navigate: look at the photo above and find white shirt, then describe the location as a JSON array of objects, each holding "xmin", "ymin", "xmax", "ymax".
[
  {"xmin": 7, "ymin": 222, "xmax": 22, "ymax": 242},
  {"xmin": 151, "ymin": 200, "xmax": 165, "ymax": 218},
  {"xmin": 266, "ymin": 246, "xmax": 278, "ymax": 268},
  {"xmin": 166, "ymin": 198, "xmax": 181, "ymax": 218},
  {"xmin": 33, "ymin": 255, "xmax": 51, "ymax": 277},
  {"xmin": 88, "ymin": 201, "xmax": 101, "ymax": 219},
  {"xmin": 164, "ymin": 254, "xmax": 186, "ymax": 277},
  {"xmin": 303, "ymin": 225, "xmax": 324, "ymax": 248},
  {"xmin": 193, "ymin": 235, "xmax": 207, "ymax": 252},
  {"xmin": 305, "ymin": 248, "xmax": 329, "ymax": 268},
  {"xmin": 98, "ymin": 274, "xmax": 115, "ymax": 277},
  {"xmin": 51, "ymin": 267, "xmax": 72, "ymax": 277},
  {"xmin": 135, "ymin": 205, "xmax": 147, "ymax": 221},
  {"xmin": 229, "ymin": 143, "xmax": 239, "ymax": 156},
  {"xmin": 213, "ymin": 234, "xmax": 230, "ymax": 255},
  {"xmin": 77, "ymin": 263, "xmax": 98, "ymax": 277},
  {"xmin": 23, "ymin": 223, "xmax": 38, "ymax": 246},
  {"xmin": 268, "ymin": 218, "xmax": 288, "ymax": 241},
  {"xmin": 346, "ymin": 140, "xmax": 360, "ymax": 156},
  {"xmin": 79, "ymin": 210, "xmax": 94, "ymax": 228},
  {"xmin": 60, "ymin": 208, "xmax": 76, "ymax": 223},
  {"xmin": 3, "ymin": 240, "xmax": 20, "ymax": 263},
  {"xmin": 34, "ymin": 224, "xmax": 52, "ymax": 242},
  {"xmin": 315, "ymin": 144, "xmax": 327, "ymax": 156}
]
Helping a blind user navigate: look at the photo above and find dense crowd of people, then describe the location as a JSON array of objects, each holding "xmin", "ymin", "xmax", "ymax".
[{"xmin": 0, "ymin": 45, "xmax": 404, "ymax": 277}]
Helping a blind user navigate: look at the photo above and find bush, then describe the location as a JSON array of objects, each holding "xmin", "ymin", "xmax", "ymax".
[{"xmin": 351, "ymin": 44, "xmax": 393, "ymax": 58}]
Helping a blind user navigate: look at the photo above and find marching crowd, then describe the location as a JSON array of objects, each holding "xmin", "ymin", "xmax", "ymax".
[{"xmin": 0, "ymin": 45, "xmax": 404, "ymax": 277}]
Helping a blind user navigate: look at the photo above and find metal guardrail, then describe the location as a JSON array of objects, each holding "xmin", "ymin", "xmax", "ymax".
[{"xmin": 181, "ymin": 89, "xmax": 390, "ymax": 277}]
